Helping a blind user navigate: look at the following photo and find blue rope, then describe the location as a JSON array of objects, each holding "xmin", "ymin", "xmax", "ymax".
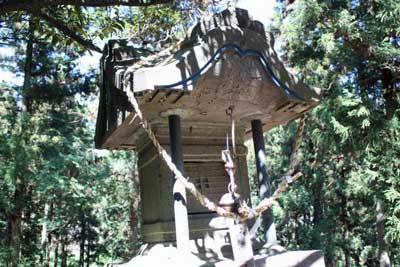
[{"xmin": 160, "ymin": 44, "xmax": 305, "ymax": 101}]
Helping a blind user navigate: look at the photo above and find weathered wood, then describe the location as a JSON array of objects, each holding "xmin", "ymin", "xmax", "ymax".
[
  {"xmin": 185, "ymin": 162, "xmax": 228, "ymax": 214},
  {"xmin": 95, "ymin": 8, "xmax": 321, "ymax": 150},
  {"xmin": 168, "ymin": 115, "xmax": 190, "ymax": 253},
  {"xmin": 137, "ymin": 123, "xmax": 251, "ymax": 243},
  {"xmin": 127, "ymin": 82, "xmax": 303, "ymax": 223}
]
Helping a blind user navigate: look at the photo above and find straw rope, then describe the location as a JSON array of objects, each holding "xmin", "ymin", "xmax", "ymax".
[{"xmin": 125, "ymin": 86, "xmax": 307, "ymax": 221}]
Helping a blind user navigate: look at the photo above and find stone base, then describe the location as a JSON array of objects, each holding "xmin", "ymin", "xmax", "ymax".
[
  {"xmin": 110, "ymin": 243, "xmax": 325, "ymax": 267},
  {"xmin": 109, "ymin": 217, "xmax": 325, "ymax": 267}
]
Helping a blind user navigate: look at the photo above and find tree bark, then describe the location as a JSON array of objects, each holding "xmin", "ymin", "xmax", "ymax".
[
  {"xmin": 339, "ymin": 166, "xmax": 351, "ymax": 267},
  {"xmin": 79, "ymin": 218, "xmax": 86, "ymax": 267},
  {"xmin": 129, "ymin": 166, "xmax": 140, "ymax": 255},
  {"xmin": 27, "ymin": 9, "xmax": 102, "ymax": 53},
  {"xmin": 61, "ymin": 238, "xmax": 67, "ymax": 267},
  {"xmin": 376, "ymin": 199, "xmax": 391, "ymax": 267},
  {"xmin": 21, "ymin": 185, "xmax": 35, "ymax": 264},
  {"xmin": 312, "ymin": 176, "xmax": 324, "ymax": 246},
  {"xmin": 8, "ymin": 16, "xmax": 34, "ymax": 267},
  {"xmin": 312, "ymin": 178, "xmax": 324, "ymax": 226},
  {"xmin": 41, "ymin": 203, "xmax": 50, "ymax": 267},
  {"xmin": 85, "ymin": 238, "xmax": 90, "ymax": 267},
  {"xmin": 22, "ymin": 17, "xmax": 33, "ymax": 112},
  {"xmin": 53, "ymin": 235, "xmax": 59, "ymax": 267},
  {"xmin": 10, "ymin": 194, "xmax": 22, "ymax": 267},
  {"xmin": 381, "ymin": 68, "xmax": 399, "ymax": 118},
  {"xmin": 325, "ymin": 211, "xmax": 336, "ymax": 267},
  {"xmin": 310, "ymin": 141, "xmax": 324, "ymax": 247},
  {"xmin": 0, "ymin": 0, "xmax": 172, "ymax": 12},
  {"xmin": 343, "ymin": 227, "xmax": 351, "ymax": 267}
]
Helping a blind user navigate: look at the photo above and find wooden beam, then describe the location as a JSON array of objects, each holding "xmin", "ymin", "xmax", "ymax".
[{"xmin": 168, "ymin": 115, "xmax": 190, "ymax": 253}]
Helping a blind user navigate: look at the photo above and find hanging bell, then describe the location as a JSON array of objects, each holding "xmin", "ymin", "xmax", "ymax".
[{"xmin": 218, "ymin": 192, "xmax": 240, "ymax": 212}]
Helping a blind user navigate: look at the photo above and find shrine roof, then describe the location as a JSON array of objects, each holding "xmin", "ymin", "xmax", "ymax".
[{"xmin": 95, "ymin": 8, "xmax": 321, "ymax": 149}]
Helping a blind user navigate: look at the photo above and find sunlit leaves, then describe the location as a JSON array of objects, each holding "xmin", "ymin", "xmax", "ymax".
[{"xmin": 271, "ymin": 0, "xmax": 400, "ymax": 265}]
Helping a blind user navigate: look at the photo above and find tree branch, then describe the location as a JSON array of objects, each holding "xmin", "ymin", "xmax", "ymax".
[
  {"xmin": 28, "ymin": 9, "xmax": 102, "ymax": 53},
  {"xmin": 1, "ymin": 0, "xmax": 172, "ymax": 13},
  {"xmin": 0, "ymin": 42, "xmax": 15, "ymax": 46}
]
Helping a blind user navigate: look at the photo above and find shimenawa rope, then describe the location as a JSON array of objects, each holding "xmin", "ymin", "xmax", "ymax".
[{"xmin": 125, "ymin": 85, "xmax": 306, "ymax": 221}]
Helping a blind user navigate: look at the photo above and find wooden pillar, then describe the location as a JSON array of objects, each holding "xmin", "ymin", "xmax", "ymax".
[
  {"xmin": 105, "ymin": 62, "xmax": 118, "ymax": 133},
  {"xmin": 251, "ymin": 119, "xmax": 277, "ymax": 244},
  {"xmin": 168, "ymin": 115, "xmax": 190, "ymax": 253}
]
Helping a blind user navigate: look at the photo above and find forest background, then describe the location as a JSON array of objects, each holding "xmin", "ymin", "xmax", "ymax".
[{"xmin": 0, "ymin": 0, "xmax": 399, "ymax": 267}]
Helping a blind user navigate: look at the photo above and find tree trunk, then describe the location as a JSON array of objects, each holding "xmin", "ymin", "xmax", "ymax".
[
  {"xmin": 10, "ymin": 195, "xmax": 22, "ymax": 267},
  {"xmin": 4, "ymin": 220, "xmax": 11, "ymax": 252},
  {"xmin": 339, "ymin": 166, "xmax": 351, "ymax": 267},
  {"xmin": 381, "ymin": 68, "xmax": 399, "ymax": 118},
  {"xmin": 85, "ymin": 238, "xmax": 90, "ymax": 267},
  {"xmin": 343, "ymin": 227, "xmax": 351, "ymax": 267},
  {"xmin": 61, "ymin": 238, "xmax": 67, "ymax": 267},
  {"xmin": 129, "ymin": 164, "xmax": 140, "ymax": 255},
  {"xmin": 376, "ymin": 199, "xmax": 391, "ymax": 267},
  {"xmin": 79, "ymin": 218, "xmax": 86, "ymax": 267},
  {"xmin": 313, "ymin": 187, "xmax": 324, "ymax": 223},
  {"xmin": 22, "ymin": 185, "xmax": 34, "ymax": 264},
  {"xmin": 41, "ymin": 203, "xmax": 51, "ymax": 267},
  {"xmin": 8, "ymin": 15, "xmax": 35, "ymax": 267},
  {"xmin": 325, "ymin": 221, "xmax": 336, "ymax": 267},
  {"xmin": 291, "ymin": 212, "xmax": 299, "ymax": 246},
  {"xmin": 129, "ymin": 198, "xmax": 139, "ymax": 254},
  {"xmin": 325, "ymin": 241, "xmax": 336, "ymax": 267},
  {"xmin": 53, "ymin": 235, "xmax": 59, "ymax": 267},
  {"xmin": 312, "ymin": 174, "xmax": 324, "ymax": 248},
  {"xmin": 22, "ymin": 18, "xmax": 34, "ymax": 112}
]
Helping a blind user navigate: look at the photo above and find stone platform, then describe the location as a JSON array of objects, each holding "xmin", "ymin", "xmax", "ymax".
[
  {"xmin": 110, "ymin": 217, "xmax": 324, "ymax": 267},
  {"xmin": 111, "ymin": 243, "xmax": 325, "ymax": 267}
]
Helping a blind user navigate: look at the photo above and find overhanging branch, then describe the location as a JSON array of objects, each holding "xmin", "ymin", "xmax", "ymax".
[
  {"xmin": 29, "ymin": 9, "xmax": 102, "ymax": 53},
  {"xmin": 1, "ymin": 0, "xmax": 172, "ymax": 13}
]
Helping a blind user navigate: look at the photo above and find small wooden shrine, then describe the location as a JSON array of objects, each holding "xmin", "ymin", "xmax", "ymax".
[{"xmin": 95, "ymin": 7, "xmax": 324, "ymax": 267}]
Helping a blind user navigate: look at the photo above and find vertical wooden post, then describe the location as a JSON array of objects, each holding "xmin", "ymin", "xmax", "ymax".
[
  {"xmin": 168, "ymin": 115, "xmax": 190, "ymax": 253},
  {"xmin": 251, "ymin": 119, "xmax": 277, "ymax": 244}
]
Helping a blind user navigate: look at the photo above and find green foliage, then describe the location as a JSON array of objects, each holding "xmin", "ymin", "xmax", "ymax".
[
  {"xmin": 0, "ymin": 11, "xmax": 140, "ymax": 266},
  {"xmin": 1, "ymin": 1, "xmax": 399, "ymax": 267},
  {"xmin": 0, "ymin": 78, "xmax": 137, "ymax": 267},
  {"xmin": 0, "ymin": 3, "xmax": 188, "ymax": 266},
  {"xmin": 248, "ymin": 1, "xmax": 400, "ymax": 266}
]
